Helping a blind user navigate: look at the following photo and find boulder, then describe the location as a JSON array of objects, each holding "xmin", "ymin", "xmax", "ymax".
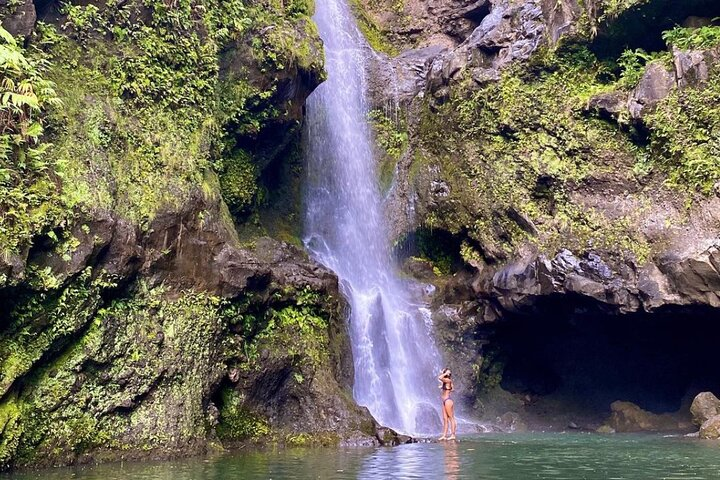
[
  {"xmin": 414, "ymin": 402, "xmax": 444, "ymax": 434},
  {"xmin": 539, "ymin": 0, "xmax": 582, "ymax": 43},
  {"xmin": 699, "ymin": 415, "xmax": 720, "ymax": 439},
  {"xmin": 375, "ymin": 426, "xmax": 415, "ymax": 445},
  {"xmin": 596, "ymin": 425, "xmax": 616, "ymax": 434},
  {"xmin": 690, "ymin": 392, "xmax": 720, "ymax": 426},
  {"xmin": 628, "ymin": 61, "xmax": 676, "ymax": 120},
  {"xmin": 605, "ymin": 401, "xmax": 680, "ymax": 433},
  {"xmin": 658, "ymin": 249, "xmax": 720, "ymax": 308},
  {"xmin": 586, "ymin": 91, "xmax": 628, "ymax": 120},
  {"xmin": 496, "ymin": 411, "xmax": 528, "ymax": 432},
  {"xmin": 682, "ymin": 16, "xmax": 713, "ymax": 28},
  {"xmin": 0, "ymin": 0, "xmax": 36, "ymax": 37},
  {"xmin": 673, "ymin": 46, "xmax": 720, "ymax": 90}
]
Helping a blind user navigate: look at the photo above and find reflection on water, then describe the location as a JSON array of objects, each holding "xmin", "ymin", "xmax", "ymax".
[
  {"xmin": 5, "ymin": 433, "xmax": 720, "ymax": 480},
  {"xmin": 444, "ymin": 440, "xmax": 461, "ymax": 480}
]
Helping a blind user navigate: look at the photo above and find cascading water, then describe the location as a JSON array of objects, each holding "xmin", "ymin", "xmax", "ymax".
[{"xmin": 303, "ymin": 0, "xmax": 444, "ymax": 434}]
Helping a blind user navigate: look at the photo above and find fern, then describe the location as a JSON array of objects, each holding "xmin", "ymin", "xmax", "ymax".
[
  {"xmin": 662, "ymin": 25, "xmax": 720, "ymax": 50},
  {"xmin": 0, "ymin": 25, "xmax": 64, "ymax": 255}
]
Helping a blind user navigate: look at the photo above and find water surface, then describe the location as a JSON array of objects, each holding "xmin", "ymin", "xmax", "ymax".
[{"xmin": 6, "ymin": 433, "xmax": 720, "ymax": 479}]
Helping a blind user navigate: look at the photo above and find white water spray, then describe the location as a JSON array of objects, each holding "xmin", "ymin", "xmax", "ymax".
[{"xmin": 303, "ymin": 0, "xmax": 444, "ymax": 434}]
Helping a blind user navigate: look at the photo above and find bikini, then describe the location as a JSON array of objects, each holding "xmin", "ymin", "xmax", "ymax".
[{"xmin": 442, "ymin": 382, "xmax": 453, "ymax": 404}]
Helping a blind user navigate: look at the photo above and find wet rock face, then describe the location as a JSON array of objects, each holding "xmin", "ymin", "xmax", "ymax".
[
  {"xmin": 219, "ymin": 28, "xmax": 323, "ymax": 171},
  {"xmin": 358, "ymin": 0, "xmax": 491, "ymax": 52},
  {"xmin": 428, "ymin": 0, "xmax": 547, "ymax": 90},
  {"xmin": 0, "ymin": 192, "xmax": 376, "ymax": 469},
  {"xmin": 367, "ymin": 46, "xmax": 447, "ymax": 110},
  {"xmin": 483, "ymin": 246, "xmax": 720, "ymax": 316},
  {"xmin": 495, "ymin": 411, "xmax": 528, "ymax": 432},
  {"xmin": 367, "ymin": 0, "xmax": 589, "ymax": 109},
  {"xmin": 0, "ymin": 0, "xmax": 370, "ymax": 468},
  {"xmin": 375, "ymin": 426, "xmax": 415, "ymax": 445},
  {"xmin": 0, "ymin": 0, "xmax": 36, "ymax": 37},
  {"xmin": 374, "ymin": 0, "xmax": 720, "ymax": 432}
]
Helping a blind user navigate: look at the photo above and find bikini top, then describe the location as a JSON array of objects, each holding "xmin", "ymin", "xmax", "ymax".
[{"xmin": 442, "ymin": 382, "xmax": 453, "ymax": 391}]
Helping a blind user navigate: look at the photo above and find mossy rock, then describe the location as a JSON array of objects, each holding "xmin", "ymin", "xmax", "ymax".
[{"xmin": 216, "ymin": 388, "xmax": 270, "ymax": 441}]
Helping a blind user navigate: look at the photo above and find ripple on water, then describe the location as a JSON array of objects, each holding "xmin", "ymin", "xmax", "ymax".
[{"xmin": 4, "ymin": 433, "xmax": 720, "ymax": 480}]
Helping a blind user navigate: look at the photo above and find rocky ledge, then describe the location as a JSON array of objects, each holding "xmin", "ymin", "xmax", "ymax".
[{"xmin": 0, "ymin": 191, "xmax": 388, "ymax": 470}]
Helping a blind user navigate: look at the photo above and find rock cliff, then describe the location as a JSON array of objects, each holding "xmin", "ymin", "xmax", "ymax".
[
  {"xmin": 358, "ymin": 0, "xmax": 720, "ymax": 426},
  {"xmin": 0, "ymin": 0, "xmax": 384, "ymax": 470}
]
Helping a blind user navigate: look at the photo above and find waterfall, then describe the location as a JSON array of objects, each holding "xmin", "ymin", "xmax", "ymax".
[{"xmin": 302, "ymin": 0, "xmax": 444, "ymax": 435}]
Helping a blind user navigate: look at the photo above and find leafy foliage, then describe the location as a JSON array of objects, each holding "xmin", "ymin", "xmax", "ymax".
[
  {"xmin": 219, "ymin": 149, "xmax": 259, "ymax": 215},
  {"xmin": 216, "ymin": 387, "xmax": 270, "ymax": 441},
  {"xmin": 663, "ymin": 25, "xmax": 720, "ymax": 50},
  {"xmin": 616, "ymin": 48, "xmax": 668, "ymax": 89},
  {"xmin": 369, "ymin": 109, "xmax": 408, "ymax": 160},
  {"xmin": 595, "ymin": 0, "xmax": 650, "ymax": 22},
  {"xmin": 368, "ymin": 109, "xmax": 407, "ymax": 191},
  {"xmin": 225, "ymin": 286, "xmax": 333, "ymax": 370},
  {"xmin": 0, "ymin": 0, "xmax": 322, "ymax": 256},
  {"xmin": 645, "ymin": 69, "xmax": 720, "ymax": 193},
  {"xmin": 0, "ymin": 26, "xmax": 63, "ymax": 257},
  {"xmin": 416, "ymin": 45, "xmax": 651, "ymax": 261}
]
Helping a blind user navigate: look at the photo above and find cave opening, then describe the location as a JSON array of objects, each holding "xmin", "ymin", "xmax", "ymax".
[
  {"xmin": 489, "ymin": 296, "xmax": 720, "ymax": 428},
  {"xmin": 590, "ymin": 0, "xmax": 720, "ymax": 60}
]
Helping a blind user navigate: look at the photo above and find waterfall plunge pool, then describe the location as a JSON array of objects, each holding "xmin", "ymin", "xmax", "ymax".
[{"xmin": 5, "ymin": 433, "xmax": 720, "ymax": 479}]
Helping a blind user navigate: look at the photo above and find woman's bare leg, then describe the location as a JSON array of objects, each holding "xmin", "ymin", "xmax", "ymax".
[
  {"xmin": 445, "ymin": 400, "xmax": 457, "ymax": 439},
  {"xmin": 440, "ymin": 402, "xmax": 448, "ymax": 440}
]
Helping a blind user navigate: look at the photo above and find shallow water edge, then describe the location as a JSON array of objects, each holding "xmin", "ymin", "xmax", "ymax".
[{"xmin": 4, "ymin": 432, "xmax": 720, "ymax": 480}]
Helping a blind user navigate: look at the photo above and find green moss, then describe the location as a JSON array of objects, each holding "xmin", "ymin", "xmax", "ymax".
[
  {"xmin": 0, "ymin": 282, "xmax": 231, "ymax": 468},
  {"xmin": 2, "ymin": 0, "xmax": 324, "ymax": 259},
  {"xmin": 216, "ymin": 387, "xmax": 270, "ymax": 441},
  {"xmin": 219, "ymin": 149, "xmax": 259, "ymax": 215},
  {"xmin": 0, "ymin": 0, "xmax": 329, "ymax": 469},
  {"xmin": 0, "ymin": 268, "xmax": 103, "ymax": 397},
  {"xmin": 232, "ymin": 286, "xmax": 333, "ymax": 371},
  {"xmin": 409, "ymin": 228, "xmax": 463, "ymax": 275},
  {"xmin": 42, "ymin": 37, "xmax": 222, "ymax": 229},
  {"xmin": 414, "ymin": 45, "xmax": 656, "ymax": 261},
  {"xmin": 0, "ymin": 395, "xmax": 23, "ymax": 469},
  {"xmin": 369, "ymin": 109, "xmax": 408, "ymax": 192},
  {"xmin": 473, "ymin": 349, "xmax": 505, "ymax": 394},
  {"xmin": 349, "ymin": 0, "xmax": 399, "ymax": 56},
  {"xmin": 644, "ymin": 68, "xmax": 720, "ymax": 194}
]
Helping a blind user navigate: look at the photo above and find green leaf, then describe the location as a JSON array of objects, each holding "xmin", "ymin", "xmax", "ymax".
[{"xmin": 0, "ymin": 26, "xmax": 17, "ymax": 46}]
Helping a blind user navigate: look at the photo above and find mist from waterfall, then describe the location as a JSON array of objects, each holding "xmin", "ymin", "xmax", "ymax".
[{"xmin": 302, "ymin": 0, "xmax": 443, "ymax": 434}]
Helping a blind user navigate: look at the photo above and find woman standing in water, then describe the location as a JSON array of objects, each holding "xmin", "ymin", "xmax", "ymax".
[{"xmin": 438, "ymin": 368, "xmax": 457, "ymax": 440}]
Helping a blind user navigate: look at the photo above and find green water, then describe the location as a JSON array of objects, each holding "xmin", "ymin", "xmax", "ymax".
[{"xmin": 5, "ymin": 433, "xmax": 720, "ymax": 479}]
